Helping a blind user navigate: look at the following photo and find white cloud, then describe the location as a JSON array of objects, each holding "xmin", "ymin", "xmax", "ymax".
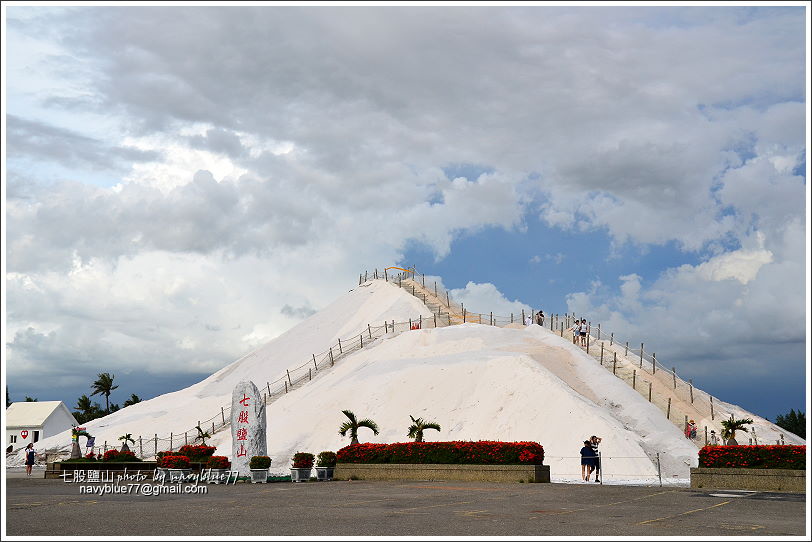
[{"xmin": 3, "ymin": 6, "xmax": 806, "ymax": 409}]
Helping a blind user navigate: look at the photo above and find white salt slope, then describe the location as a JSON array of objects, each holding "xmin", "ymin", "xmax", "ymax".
[
  {"xmin": 213, "ymin": 323, "xmax": 699, "ymax": 481},
  {"xmin": 13, "ymin": 280, "xmax": 432, "ymax": 462}
]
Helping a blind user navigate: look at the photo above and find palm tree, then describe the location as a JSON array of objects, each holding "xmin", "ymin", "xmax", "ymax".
[
  {"xmin": 123, "ymin": 394, "xmax": 142, "ymax": 407},
  {"xmin": 74, "ymin": 395, "xmax": 102, "ymax": 423},
  {"xmin": 720, "ymin": 415, "xmax": 754, "ymax": 445},
  {"xmin": 119, "ymin": 433, "xmax": 135, "ymax": 452},
  {"xmin": 195, "ymin": 425, "xmax": 211, "ymax": 446},
  {"xmin": 407, "ymin": 415, "xmax": 441, "ymax": 442},
  {"xmin": 90, "ymin": 372, "xmax": 118, "ymax": 414},
  {"xmin": 338, "ymin": 409, "xmax": 379, "ymax": 445}
]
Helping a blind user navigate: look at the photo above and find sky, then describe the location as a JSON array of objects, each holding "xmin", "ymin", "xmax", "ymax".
[{"xmin": 2, "ymin": 2, "xmax": 809, "ymax": 423}]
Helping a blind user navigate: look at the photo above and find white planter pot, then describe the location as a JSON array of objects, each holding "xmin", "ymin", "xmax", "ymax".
[
  {"xmin": 250, "ymin": 468, "xmax": 269, "ymax": 483},
  {"xmin": 168, "ymin": 468, "xmax": 191, "ymax": 482},
  {"xmin": 290, "ymin": 467, "xmax": 312, "ymax": 482},
  {"xmin": 315, "ymin": 466, "xmax": 334, "ymax": 481}
]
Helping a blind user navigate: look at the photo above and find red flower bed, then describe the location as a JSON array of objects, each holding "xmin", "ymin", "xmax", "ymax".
[
  {"xmin": 177, "ymin": 445, "xmax": 216, "ymax": 462},
  {"xmin": 698, "ymin": 445, "xmax": 805, "ymax": 470},
  {"xmin": 337, "ymin": 441, "xmax": 544, "ymax": 465},
  {"xmin": 102, "ymin": 449, "xmax": 140, "ymax": 462},
  {"xmin": 206, "ymin": 456, "xmax": 231, "ymax": 469},
  {"xmin": 158, "ymin": 455, "xmax": 191, "ymax": 469}
]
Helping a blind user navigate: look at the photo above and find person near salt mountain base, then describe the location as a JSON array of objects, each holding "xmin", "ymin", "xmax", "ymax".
[
  {"xmin": 590, "ymin": 435, "xmax": 602, "ymax": 483},
  {"xmin": 685, "ymin": 420, "xmax": 698, "ymax": 440},
  {"xmin": 569, "ymin": 320, "xmax": 580, "ymax": 344},
  {"xmin": 580, "ymin": 320, "xmax": 589, "ymax": 347},
  {"xmin": 580, "ymin": 440, "xmax": 597, "ymax": 482},
  {"xmin": 25, "ymin": 443, "xmax": 36, "ymax": 476},
  {"xmin": 525, "ymin": 314, "xmax": 532, "ymax": 326},
  {"xmin": 536, "ymin": 310, "xmax": 545, "ymax": 326}
]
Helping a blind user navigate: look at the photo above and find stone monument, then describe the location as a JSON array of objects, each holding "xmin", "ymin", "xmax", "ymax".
[{"xmin": 230, "ymin": 380, "xmax": 267, "ymax": 477}]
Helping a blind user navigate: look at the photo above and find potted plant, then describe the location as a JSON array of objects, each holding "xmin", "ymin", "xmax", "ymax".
[
  {"xmin": 161, "ymin": 454, "xmax": 191, "ymax": 482},
  {"xmin": 249, "ymin": 455, "xmax": 271, "ymax": 483},
  {"xmin": 206, "ymin": 456, "xmax": 231, "ymax": 484},
  {"xmin": 290, "ymin": 452, "xmax": 314, "ymax": 482},
  {"xmin": 314, "ymin": 451, "xmax": 336, "ymax": 481},
  {"xmin": 154, "ymin": 451, "xmax": 170, "ymax": 479},
  {"xmin": 119, "ymin": 433, "xmax": 135, "ymax": 453}
]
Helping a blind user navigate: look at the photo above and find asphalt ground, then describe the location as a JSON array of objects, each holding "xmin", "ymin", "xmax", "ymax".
[{"xmin": 5, "ymin": 474, "xmax": 808, "ymax": 537}]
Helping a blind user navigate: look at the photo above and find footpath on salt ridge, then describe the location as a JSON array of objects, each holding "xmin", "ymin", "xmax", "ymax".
[{"xmin": 12, "ymin": 277, "xmax": 803, "ymax": 487}]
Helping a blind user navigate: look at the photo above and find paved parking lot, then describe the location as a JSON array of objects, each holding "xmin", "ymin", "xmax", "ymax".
[{"xmin": 5, "ymin": 475, "xmax": 807, "ymax": 537}]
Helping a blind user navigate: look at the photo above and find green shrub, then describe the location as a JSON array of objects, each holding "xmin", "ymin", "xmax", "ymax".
[
  {"xmin": 249, "ymin": 456, "xmax": 271, "ymax": 469},
  {"xmin": 316, "ymin": 451, "xmax": 337, "ymax": 467}
]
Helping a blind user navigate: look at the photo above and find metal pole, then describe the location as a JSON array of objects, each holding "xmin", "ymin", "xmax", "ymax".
[
  {"xmin": 704, "ymin": 426, "xmax": 708, "ymax": 445},
  {"xmin": 672, "ymin": 367, "xmax": 676, "ymax": 389},
  {"xmin": 313, "ymin": 355, "xmax": 318, "ymax": 371},
  {"xmin": 170, "ymin": 433, "xmax": 173, "ymax": 451},
  {"xmin": 434, "ymin": 313, "xmax": 437, "ymax": 327},
  {"xmin": 284, "ymin": 381, "xmax": 288, "ymax": 393},
  {"xmin": 689, "ymin": 379, "xmax": 694, "ymax": 403},
  {"xmin": 610, "ymin": 332, "xmax": 614, "ymax": 346},
  {"xmin": 598, "ymin": 452, "xmax": 603, "ymax": 486},
  {"xmin": 652, "ymin": 352, "xmax": 656, "ymax": 373},
  {"xmin": 613, "ymin": 353, "xmax": 617, "ymax": 375},
  {"xmin": 490, "ymin": 311, "xmax": 493, "ymax": 326},
  {"xmin": 154, "ymin": 434, "xmax": 157, "ymax": 457},
  {"xmin": 329, "ymin": 347, "xmax": 334, "ymax": 366},
  {"xmin": 648, "ymin": 382, "xmax": 652, "ymax": 402},
  {"xmin": 600, "ymin": 343, "xmax": 604, "ymax": 365},
  {"xmin": 446, "ymin": 292, "xmax": 450, "ymax": 307},
  {"xmin": 185, "ymin": 432, "xmax": 188, "ymax": 445},
  {"xmin": 632, "ymin": 370, "xmax": 636, "ymax": 389},
  {"xmin": 667, "ymin": 397, "xmax": 671, "ymax": 419},
  {"xmin": 309, "ymin": 368, "xmax": 312, "ymax": 381},
  {"xmin": 640, "ymin": 343, "xmax": 644, "ymax": 367},
  {"xmin": 625, "ymin": 342, "xmax": 629, "ymax": 356},
  {"xmin": 139, "ymin": 436, "xmax": 143, "ymax": 457},
  {"xmin": 368, "ymin": 324, "xmax": 372, "ymax": 339},
  {"xmin": 338, "ymin": 338, "xmax": 342, "ymax": 354},
  {"xmin": 287, "ymin": 370, "xmax": 292, "ymax": 385},
  {"xmin": 222, "ymin": 406, "xmax": 226, "ymax": 424},
  {"xmin": 710, "ymin": 396, "xmax": 714, "ymax": 420}
]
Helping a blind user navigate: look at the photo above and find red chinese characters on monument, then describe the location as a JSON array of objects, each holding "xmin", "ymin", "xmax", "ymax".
[{"xmin": 235, "ymin": 392, "xmax": 252, "ymax": 457}]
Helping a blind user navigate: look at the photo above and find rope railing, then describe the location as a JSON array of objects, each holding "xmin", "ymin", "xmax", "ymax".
[{"xmin": 65, "ymin": 301, "xmax": 449, "ymax": 460}]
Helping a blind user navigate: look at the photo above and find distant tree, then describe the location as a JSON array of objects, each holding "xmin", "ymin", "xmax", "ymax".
[
  {"xmin": 123, "ymin": 394, "xmax": 142, "ymax": 407},
  {"xmin": 90, "ymin": 372, "xmax": 118, "ymax": 414},
  {"xmin": 25, "ymin": 396, "xmax": 38, "ymax": 402},
  {"xmin": 774, "ymin": 409, "xmax": 805, "ymax": 439},
  {"xmin": 6, "ymin": 386, "xmax": 10, "ymax": 407},
  {"xmin": 74, "ymin": 395, "xmax": 104, "ymax": 424},
  {"xmin": 407, "ymin": 415, "xmax": 441, "ymax": 442},
  {"xmin": 338, "ymin": 409, "xmax": 379, "ymax": 445},
  {"xmin": 720, "ymin": 415, "xmax": 753, "ymax": 445}
]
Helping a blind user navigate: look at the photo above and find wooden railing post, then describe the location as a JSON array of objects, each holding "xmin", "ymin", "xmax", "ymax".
[
  {"xmin": 632, "ymin": 369, "xmax": 636, "ymax": 389},
  {"xmin": 613, "ymin": 352, "xmax": 617, "ymax": 375}
]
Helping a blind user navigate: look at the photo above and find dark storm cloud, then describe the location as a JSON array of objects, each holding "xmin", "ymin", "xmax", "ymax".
[{"xmin": 6, "ymin": 115, "xmax": 162, "ymax": 170}]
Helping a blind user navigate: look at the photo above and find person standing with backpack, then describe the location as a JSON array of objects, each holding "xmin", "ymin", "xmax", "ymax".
[{"xmin": 590, "ymin": 435, "xmax": 602, "ymax": 482}]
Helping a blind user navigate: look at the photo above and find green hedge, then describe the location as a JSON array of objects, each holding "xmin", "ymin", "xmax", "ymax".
[
  {"xmin": 337, "ymin": 441, "xmax": 544, "ymax": 465},
  {"xmin": 698, "ymin": 445, "xmax": 805, "ymax": 469}
]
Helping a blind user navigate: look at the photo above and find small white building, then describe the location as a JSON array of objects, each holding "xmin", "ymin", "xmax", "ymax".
[{"xmin": 5, "ymin": 401, "xmax": 77, "ymax": 452}]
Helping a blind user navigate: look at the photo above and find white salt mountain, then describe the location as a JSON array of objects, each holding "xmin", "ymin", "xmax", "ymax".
[{"xmin": 13, "ymin": 279, "xmax": 803, "ymax": 483}]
